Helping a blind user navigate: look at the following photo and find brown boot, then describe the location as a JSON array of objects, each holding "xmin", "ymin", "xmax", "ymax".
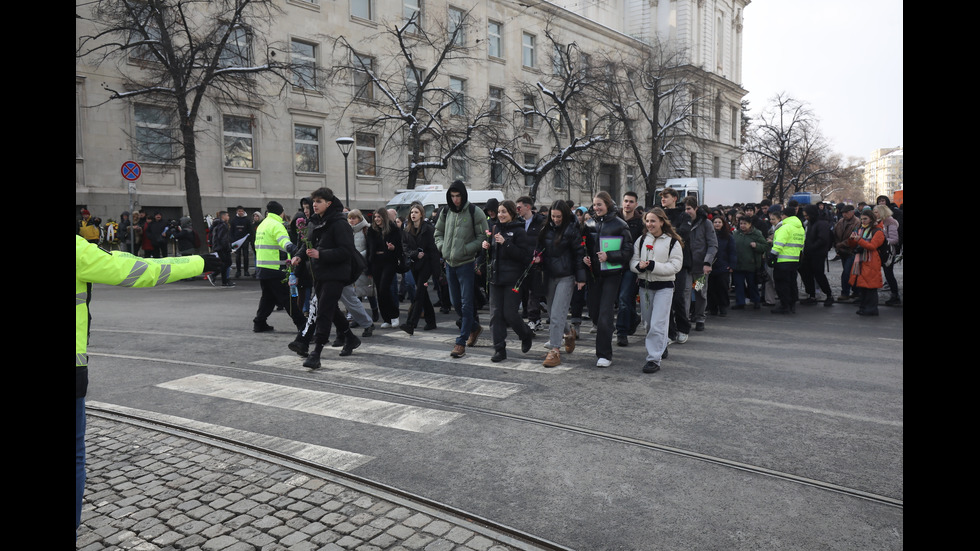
[
  {"xmin": 543, "ymin": 349, "xmax": 561, "ymax": 368},
  {"xmin": 466, "ymin": 324, "xmax": 483, "ymax": 347},
  {"xmin": 564, "ymin": 331, "xmax": 576, "ymax": 354},
  {"xmin": 450, "ymin": 343, "xmax": 466, "ymax": 358}
]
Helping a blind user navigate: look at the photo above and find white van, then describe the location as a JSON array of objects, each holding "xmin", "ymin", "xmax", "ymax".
[{"xmin": 385, "ymin": 184, "xmax": 504, "ymax": 220}]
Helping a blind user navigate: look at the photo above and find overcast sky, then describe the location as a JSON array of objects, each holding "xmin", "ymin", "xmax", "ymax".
[{"xmin": 740, "ymin": 0, "xmax": 903, "ymax": 161}]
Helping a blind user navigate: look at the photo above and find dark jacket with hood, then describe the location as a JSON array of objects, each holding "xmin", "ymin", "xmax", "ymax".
[
  {"xmin": 803, "ymin": 204, "xmax": 832, "ymax": 261},
  {"xmin": 582, "ymin": 207, "xmax": 633, "ymax": 278},
  {"xmin": 434, "ymin": 180, "xmax": 490, "ymax": 268},
  {"xmin": 537, "ymin": 219, "xmax": 587, "ymax": 282},
  {"xmin": 301, "ymin": 201, "xmax": 354, "ymax": 283},
  {"xmin": 403, "ymin": 219, "xmax": 440, "ymax": 277},
  {"xmin": 487, "ymin": 219, "xmax": 532, "ymax": 287}
]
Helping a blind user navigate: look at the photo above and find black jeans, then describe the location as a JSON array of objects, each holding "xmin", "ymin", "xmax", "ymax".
[
  {"xmin": 405, "ymin": 263, "xmax": 436, "ymax": 329},
  {"xmin": 490, "ymin": 283, "xmax": 533, "ymax": 353},
  {"xmin": 773, "ymin": 262, "xmax": 800, "ymax": 309},
  {"xmin": 255, "ymin": 276, "xmax": 306, "ymax": 330},
  {"xmin": 587, "ymin": 273, "xmax": 623, "ymax": 361}
]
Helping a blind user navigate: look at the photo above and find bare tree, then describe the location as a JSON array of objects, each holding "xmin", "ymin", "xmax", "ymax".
[
  {"xmin": 330, "ymin": 9, "xmax": 495, "ymax": 190},
  {"xmin": 76, "ymin": 0, "xmax": 299, "ymax": 251},
  {"xmin": 487, "ymin": 28, "xmax": 611, "ymax": 204},
  {"xmin": 598, "ymin": 39, "xmax": 702, "ymax": 208},
  {"xmin": 743, "ymin": 93, "xmax": 839, "ymax": 203}
]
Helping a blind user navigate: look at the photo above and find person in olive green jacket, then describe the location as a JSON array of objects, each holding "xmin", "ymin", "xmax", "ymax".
[
  {"xmin": 732, "ymin": 215, "xmax": 769, "ymax": 309},
  {"xmin": 76, "ymin": 235, "xmax": 219, "ymax": 531}
]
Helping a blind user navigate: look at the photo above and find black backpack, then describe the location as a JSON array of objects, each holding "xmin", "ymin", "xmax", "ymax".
[{"xmin": 347, "ymin": 244, "xmax": 366, "ymax": 285}]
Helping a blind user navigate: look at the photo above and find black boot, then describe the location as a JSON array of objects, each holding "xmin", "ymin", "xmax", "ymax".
[
  {"xmin": 340, "ymin": 331, "xmax": 361, "ymax": 357},
  {"xmin": 288, "ymin": 333, "xmax": 310, "ymax": 357},
  {"xmin": 303, "ymin": 344, "xmax": 324, "ymax": 369}
]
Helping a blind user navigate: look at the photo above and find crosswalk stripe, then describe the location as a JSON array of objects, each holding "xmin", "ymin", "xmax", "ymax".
[
  {"xmin": 372, "ymin": 331, "xmax": 573, "ymax": 373},
  {"xmin": 253, "ymin": 355, "xmax": 526, "ymax": 398},
  {"xmin": 155, "ymin": 374, "xmax": 463, "ymax": 432},
  {"xmin": 86, "ymin": 401, "xmax": 374, "ymax": 470}
]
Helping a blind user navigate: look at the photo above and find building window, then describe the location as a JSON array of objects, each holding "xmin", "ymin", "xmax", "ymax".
[
  {"xmin": 730, "ymin": 105, "xmax": 738, "ymax": 142},
  {"xmin": 690, "ymin": 152, "xmax": 697, "ymax": 177},
  {"xmin": 452, "ymin": 146, "xmax": 467, "ymax": 182},
  {"xmin": 449, "ymin": 77, "xmax": 465, "ymax": 116},
  {"xmin": 448, "ymin": 6, "xmax": 464, "ymax": 46},
  {"xmin": 490, "ymin": 161, "xmax": 504, "ymax": 187},
  {"xmin": 403, "ymin": 0, "xmax": 421, "ymax": 33},
  {"xmin": 714, "ymin": 100, "xmax": 722, "ymax": 139},
  {"xmin": 523, "ymin": 94, "xmax": 536, "ymax": 129},
  {"xmin": 294, "ymin": 125, "xmax": 321, "ymax": 172},
  {"xmin": 353, "ymin": 53, "xmax": 375, "ymax": 101},
  {"xmin": 291, "ymin": 39, "xmax": 317, "ymax": 89},
  {"xmin": 524, "ymin": 153, "xmax": 536, "ymax": 187},
  {"xmin": 625, "ymin": 165, "xmax": 636, "ymax": 192},
  {"xmin": 134, "ymin": 103, "xmax": 174, "ymax": 163},
  {"xmin": 488, "ymin": 20, "xmax": 502, "ymax": 58},
  {"xmin": 712, "ymin": 156, "xmax": 720, "ymax": 178},
  {"xmin": 219, "ymin": 25, "xmax": 251, "ymax": 68},
  {"xmin": 356, "ymin": 132, "xmax": 377, "ymax": 176},
  {"xmin": 409, "ymin": 140, "xmax": 427, "ymax": 180},
  {"xmin": 489, "ymin": 86, "xmax": 503, "ymax": 122},
  {"xmin": 730, "ymin": 159, "xmax": 737, "ymax": 179},
  {"xmin": 351, "ymin": 0, "xmax": 372, "ymax": 20},
  {"xmin": 405, "ymin": 65, "xmax": 423, "ymax": 104},
  {"xmin": 522, "ymin": 32, "xmax": 536, "ymax": 68},
  {"xmin": 554, "ymin": 166, "xmax": 568, "ymax": 190},
  {"xmin": 552, "ymin": 43, "xmax": 564, "ymax": 76},
  {"xmin": 223, "ymin": 115, "xmax": 254, "ymax": 168}
]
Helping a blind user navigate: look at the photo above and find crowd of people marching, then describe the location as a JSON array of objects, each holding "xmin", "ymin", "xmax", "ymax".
[
  {"xmin": 78, "ymin": 184, "xmax": 902, "ymax": 374},
  {"xmin": 222, "ymin": 182, "xmax": 903, "ymax": 375}
]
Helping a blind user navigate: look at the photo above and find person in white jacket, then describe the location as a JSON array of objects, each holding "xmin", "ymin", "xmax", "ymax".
[{"xmin": 630, "ymin": 207, "xmax": 684, "ymax": 374}]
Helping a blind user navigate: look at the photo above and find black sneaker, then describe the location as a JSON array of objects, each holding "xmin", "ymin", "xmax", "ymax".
[
  {"xmin": 331, "ymin": 336, "xmax": 346, "ymax": 347},
  {"xmin": 253, "ymin": 322, "xmax": 274, "ymax": 333},
  {"xmin": 361, "ymin": 324, "xmax": 375, "ymax": 338},
  {"xmin": 643, "ymin": 361, "xmax": 661, "ymax": 374},
  {"xmin": 617, "ymin": 335, "xmax": 629, "ymax": 347},
  {"xmin": 491, "ymin": 350, "xmax": 507, "ymax": 362},
  {"xmin": 695, "ymin": 322, "xmax": 705, "ymax": 331},
  {"xmin": 288, "ymin": 338, "xmax": 309, "ymax": 357}
]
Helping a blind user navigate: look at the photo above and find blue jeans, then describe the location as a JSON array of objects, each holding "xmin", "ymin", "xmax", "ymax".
[
  {"xmin": 446, "ymin": 261, "xmax": 477, "ymax": 345},
  {"xmin": 732, "ymin": 270, "xmax": 760, "ymax": 305},
  {"xmin": 616, "ymin": 269, "xmax": 640, "ymax": 337},
  {"xmin": 840, "ymin": 253, "xmax": 856, "ymax": 297},
  {"xmin": 76, "ymin": 396, "xmax": 86, "ymax": 531}
]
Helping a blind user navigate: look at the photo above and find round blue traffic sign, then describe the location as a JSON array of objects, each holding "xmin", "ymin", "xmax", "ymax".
[{"xmin": 121, "ymin": 161, "xmax": 142, "ymax": 181}]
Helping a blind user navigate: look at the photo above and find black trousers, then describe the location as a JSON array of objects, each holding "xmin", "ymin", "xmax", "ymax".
[
  {"xmin": 490, "ymin": 283, "xmax": 534, "ymax": 353},
  {"xmin": 311, "ymin": 280, "xmax": 349, "ymax": 346},
  {"xmin": 405, "ymin": 263, "xmax": 436, "ymax": 329},
  {"xmin": 255, "ymin": 276, "xmax": 306, "ymax": 330},
  {"xmin": 587, "ymin": 273, "xmax": 623, "ymax": 361},
  {"xmin": 773, "ymin": 262, "xmax": 800, "ymax": 309}
]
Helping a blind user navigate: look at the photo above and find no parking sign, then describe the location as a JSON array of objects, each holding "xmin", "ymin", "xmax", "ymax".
[{"xmin": 121, "ymin": 161, "xmax": 142, "ymax": 181}]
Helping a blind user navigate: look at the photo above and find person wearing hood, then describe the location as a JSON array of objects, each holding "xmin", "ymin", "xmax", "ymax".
[
  {"xmin": 434, "ymin": 180, "xmax": 490, "ymax": 358},
  {"xmin": 291, "ymin": 188, "xmax": 362, "ymax": 367},
  {"xmin": 482, "ymin": 200, "xmax": 535, "ymax": 362},
  {"xmin": 175, "ymin": 215, "xmax": 198, "ymax": 257},
  {"xmin": 582, "ymin": 191, "xmax": 633, "ymax": 368},
  {"xmin": 117, "ymin": 211, "xmax": 133, "ymax": 253},
  {"xmin": 800, "ymin": 204, "xmax": 834, "ymax": 307}
]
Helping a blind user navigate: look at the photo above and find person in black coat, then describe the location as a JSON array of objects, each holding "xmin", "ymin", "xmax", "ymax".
[
  {"xmin": 401, "ymin": 202, "xmax": 440, "ymax": 334},
  {"xmin": 800, "ymin": 204, "xmax": 834, "ymax": 306},
  {"xmin": 482, "ymin": 200, "xmax": 536, "ymax": 362},
  {"xmin": 294, "ymin": 187, "xmax": 360, "ymax": 368},
  {"xmin": 582, "ymin": 191, "xmax": 633, "ymax": 367},
  {"xmin": 366, "ymin": 210, "xmax": 404, "ymax": 327}
]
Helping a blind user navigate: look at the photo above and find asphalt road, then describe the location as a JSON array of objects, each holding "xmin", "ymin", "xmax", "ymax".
[{"xmin": 84, "ymin": 259, "xmax": 903, "ymax": 550}]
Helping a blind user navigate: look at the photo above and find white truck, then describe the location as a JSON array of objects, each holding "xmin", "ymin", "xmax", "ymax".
[
  {"xmin": 661, "ymin": 178, "xmax": 763, "ymax": 207},
  {"xmin": 385, "ymin": 184, "xmax": 504, "ymax": 220}
]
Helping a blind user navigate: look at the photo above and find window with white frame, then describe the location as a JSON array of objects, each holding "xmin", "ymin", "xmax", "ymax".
[
  {"xmin": 449, "ymin": 77, "xmax": 465, "ymax": 116},
  {"xmin": 524, "ymin": 153, "xmax": 536, "ymax": 187},
  {"xmin": 488, "ymin": 20, "xmax": 502, "ymax": 58},
  {"xmin": 353, "ymin": 53, "xmax": 375, "ymax": 101},
  {"xmin": 291, "ymin": 39, "xmax": 317, "ymax": 89},
  {"xmin": 730, "ymin": 159, "xmax": 737, "ymax": 179},
  {"xmin": 523, "ymin": 94, "xmax": 536, "ymax": 129},
  {"xmin": 448, "ymin": 6, "xmax": 464, "ymax": 46},
  {"xmin": 489, "ymin": 86, "xmax": 503, "ymax": 122},
  {"xmin": 522, "ymin": 32, "xmax": 536, "ymax": 68},
  {"xmin": 218, "ymin": 25, "xmax": 251, "ymax": 68},
  {"xmin": 356, "ymin": 132, "xmax": 377, "ymax": 176},
  {"xmin": 405, "ymin": 65, "xmax": 423, "ymax": 104},
  {"xmin": 351, "ymin": 0, "xmax": 372, "ymax": 20},
  {"xmin": 223, "ymin": 115, "xmax": 254, "ymax": 168},
  {"xmin": 294, "ymin": 125, "xmax": 321, "ymax": 172},
  {"xmin": 452, "ymin": 146, "xmax": 467, "ymax": 182},
  {"xmin": 134, "ymin": 103, "xmax": 174, "ymax": 162},
  {"xmin": 730, "ymin": 105, "xmax": 738, "ymax": 142},
  {"xmin": 552, "ymin": 43, "xmax": 564, "ymax": 76},
  {"xmin": 403, "ymin": 0, "xmax": 421, "ymax": 33}
]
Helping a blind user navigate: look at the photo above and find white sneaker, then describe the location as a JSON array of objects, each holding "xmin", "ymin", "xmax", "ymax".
[
  {"xmin": 589, "ymin": 323, "xmax": 598, "ymax": 334},
  {"xmin": 676, "ymin": 332, "xmax": 688, "ymax": 344},
  {"xmin": 596, "ymin": 358, "xmax": 612, "ymax": 368},
  {"xmin": 380, "ymin": 322, "xmax": 392, "ymax": 328},
  {"xmin": 527, "ymin": 320, "xmax": 541, "ymax": 331},
  {"xmin": 391, "ymin": 318, "xmax": 400, "ymax": 328}
]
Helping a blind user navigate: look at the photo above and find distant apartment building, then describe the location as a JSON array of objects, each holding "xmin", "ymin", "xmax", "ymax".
[
  {"xmin": 864, "ymin": 147, "xmax": 903, "ymax": 200},
  {"xmin": 76, "ymin": 0, "xmax": 750, "ymax": 221}
]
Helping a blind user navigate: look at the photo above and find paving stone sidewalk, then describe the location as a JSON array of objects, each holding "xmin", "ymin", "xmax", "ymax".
[{"xmin": 77, "ymin": 417, "xmax": 546, "ymax": 551}]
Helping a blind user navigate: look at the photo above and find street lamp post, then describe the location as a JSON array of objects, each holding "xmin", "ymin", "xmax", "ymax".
[{"xmin": 336, "ymin": 137, "xmax": 355, "ymax": 208}]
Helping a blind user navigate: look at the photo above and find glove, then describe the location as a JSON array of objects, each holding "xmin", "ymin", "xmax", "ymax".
[{"xmin": 202, "ymin": 253, "xmax": 224, "ymax": 273}]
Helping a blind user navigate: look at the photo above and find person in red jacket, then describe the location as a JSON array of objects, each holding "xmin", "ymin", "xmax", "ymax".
[{"xmin": 846, "ymin": 208, "xmax": 886, "ymax": 316}]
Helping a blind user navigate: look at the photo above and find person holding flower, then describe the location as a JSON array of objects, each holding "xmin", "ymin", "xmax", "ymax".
[
  {"xmin": 630, "ymin": 207, "xmax": 684, "ymax": 374},
  {"xmin": 483, "ymin": 200, "xmax": 535, "ymax": 362},
  {"xmin": 582, "ymin": 191, "xmax": 633, "ymax": 368},
  {"xmin": 535, "ymin": 200, "xmax": 587, "ymax": 368}
]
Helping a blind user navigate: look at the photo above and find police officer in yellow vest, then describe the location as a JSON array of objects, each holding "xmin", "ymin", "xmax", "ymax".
[
  {"xmin": 76, "ymin": 235, "xmax": 220, "ymax": 531},
  {"xmin": 253, "ymin": 200, "xmax": 306, "ymax": 333},
  {"xmin": 769, "ymin": 204, "xmax": 805, "ymax": 314}
]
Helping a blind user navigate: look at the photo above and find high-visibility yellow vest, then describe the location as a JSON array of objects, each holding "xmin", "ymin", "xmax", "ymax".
[
  {"xmin": 75, "ymin": 235, "xmax": 203, "ymax": 369},
  {"xmin": 772, "ymin": 216, "xmax": 805, "ymax": 263},
  {"xmin": 254, "ymin": 213, "xmax": 294, "ymax": 272}
]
